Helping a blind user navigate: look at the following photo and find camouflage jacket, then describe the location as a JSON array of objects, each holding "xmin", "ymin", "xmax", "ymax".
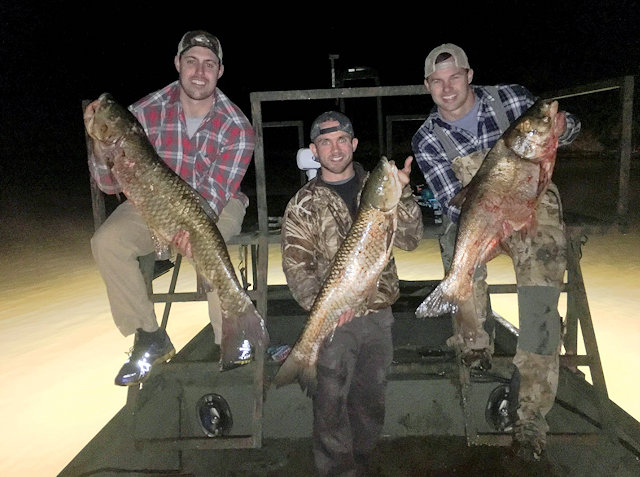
[{"xmin": 281, "ymin": 161, "xmax": 423, "ymax": 313}]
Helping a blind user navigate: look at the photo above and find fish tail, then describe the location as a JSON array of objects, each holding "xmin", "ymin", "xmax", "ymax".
[
  {"xmin": 272, "ymin": 353, "xmax": 318, "ymax": 397},
  {"xmin": 220, "ymin": 304, "xmax": 270, "ymax": 371},
  {"xmin": 272, "ymin": 354, "xmax": 300, "ymax": 387},
  {"xmin": 415, "ymin": 280, "xmax": 459, "ymax": 318}
]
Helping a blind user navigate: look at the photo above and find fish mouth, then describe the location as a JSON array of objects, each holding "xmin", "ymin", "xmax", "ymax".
[
  {"xmin": 389, "ymin": 164, "xmax": 403, "ymax": 199},
  {"xmin": 86, "ymin": 93, "xmax": 128, "ymax": 146},
  {"xmin": 363, "ymin": 157, "xmax": 402, "ymax": 211},
  {"xmin": 506, "ymin": 100, "xmax": 562, "ymax": 160},
  {"xmin": 386, "ymin": 160, "xmax": 401, "ymax": 190},
  {"xmin": 97, "ymin": 92, "xmax": 116, "ymax": 109}
]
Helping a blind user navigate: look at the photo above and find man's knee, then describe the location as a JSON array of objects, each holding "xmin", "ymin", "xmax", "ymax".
[
  {"xmin": 217, "ymin": 198, "xmax": 246, "ymax": 241},
  {"xmin": 517, "ymin": 286, "xmax": 562, "ymax": 355},
  {"xmin": 512, "ymin": 226, "xmax": 567, "ymax": 287},
  {"xmin": 90, "ymin": 221, "xmax": 119, "ymax": 259}
]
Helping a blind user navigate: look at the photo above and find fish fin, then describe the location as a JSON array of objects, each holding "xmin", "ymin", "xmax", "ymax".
[
  {"xmin": 219, "ymin": 304, "xmax": 270, "ymax": 371},
  {"xmin": 415, "ymin": 281, "xmax": 459, "ymax": 318},
  {"xmin": 364, "ymin": 286, "xmax": 379, "ymax": 310},
  {"xmin": 197, "ymin": 195, "xmax": 218, "ymax": 223},
  {"xmin": 477, "ymin": 236, "xmax": 504, "ymax": 266},
  {"xmin": 300, "ymin": 366, "xmax": 318, "ymax": 397},
  {"xmin": 178, "ymin": 180, "xmax": 218, "ymax": 224},
  {"xmin": 197, "ymin": 273, "xmax": 214, "ymax": 293},
  {"xmin": 506, "ymin": 210, "xmax": 538, "ymax": 242},
  {"xmin": 149, "ymin": 229, "xmax": 172, "ymax": 259},
  {"xmin": 272, "ymin": 353, "xmax": 317, "ymax": 396},
  {"xmin": 272, "ymin": 353, "xmax": 299, "ymax": 387},
  {"xmin": 449, "ymin": 186, "xmax": 470, "ymax": 209}
]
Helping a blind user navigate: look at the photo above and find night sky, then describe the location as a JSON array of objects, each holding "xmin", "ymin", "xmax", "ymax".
[{"xmin": 2, "ymin": 1, "xmax": 640, "ymax": 198}]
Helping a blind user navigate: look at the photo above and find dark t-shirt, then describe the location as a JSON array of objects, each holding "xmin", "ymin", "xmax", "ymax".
[{"xmin": 323, "ymin": 174, "xmax": 359, "ymax": 219}]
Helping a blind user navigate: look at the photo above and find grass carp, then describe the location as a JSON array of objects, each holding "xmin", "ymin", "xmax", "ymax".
[
  {"xmin": 416, "ymin": 99, "xmax": 566, "ymax": 318},
  {"xmin": 84, "ymin": 93, "xmax": 269, "ymax": 370},
  {"xmin": 273, "ymin": 157, "xmax": 403, "ymax": 394}
]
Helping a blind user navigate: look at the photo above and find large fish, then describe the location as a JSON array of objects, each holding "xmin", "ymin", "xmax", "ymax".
[
  {"xmin": 416, "ymin": 99, "xmax": 566, "ymax": 318},
  {"xmin": 273, "ymin": 157, "xmax": 403, "ymax": 394},
  {"xmin": 84, "ymin": 93, "xmax": 269, "ymax": 370}
]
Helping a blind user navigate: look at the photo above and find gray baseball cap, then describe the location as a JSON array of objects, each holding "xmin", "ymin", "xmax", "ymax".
[
  {"xmin": 310, "ymin": 111, "xmax": 354, "ymax": 141},
  {"xmin": 177, "ymin": 30, "xmax": 223, "ymax": 63},
  {"xmin": 424, "ymin": 43, "xmax": 470, "ymax": 78}
]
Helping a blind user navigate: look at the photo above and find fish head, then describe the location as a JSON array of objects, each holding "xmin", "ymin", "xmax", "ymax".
[
  {"xmin": 504, "ymin": 99, "xmax": 565, "ymax": 162},
  {"xmin": 85, "ymin": 93, "xmax": 134, "ymax": 146},
  {"xmin": 360, "ymin": 156, "xmax": 403, "ymax": 211}
]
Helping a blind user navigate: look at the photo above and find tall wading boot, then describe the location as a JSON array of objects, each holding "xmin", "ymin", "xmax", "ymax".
[{"xmin": 511, "ymin": 285, "xmax": 562, "ymax": 461}]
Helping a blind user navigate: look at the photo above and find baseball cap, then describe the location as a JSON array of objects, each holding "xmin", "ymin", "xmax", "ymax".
[
  {"xmin": 177, "ymin": 30, "xmax": 223, "ymax": 63},
  {"xmin": 424, "ymin": 43, "xmax": 470, "ymax": 78},
  {"xmin": 310, "ymin": 111, "xmax": 354, "ymax": 141}
]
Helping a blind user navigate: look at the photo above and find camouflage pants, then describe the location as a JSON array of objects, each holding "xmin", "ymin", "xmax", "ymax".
[
  {"xmin": 441, "ymin": 152, "xmax": 567, "ymax": 448},
  {"xmin": 505, "ymin": 186, "xmax": 565, "ymax": 451}
]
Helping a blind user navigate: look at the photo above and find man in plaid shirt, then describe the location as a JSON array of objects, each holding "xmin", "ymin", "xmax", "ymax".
[
  {"xmin": 412, "ymin": 43, "xmax": 581, "ymax": 463},
  {"xmin": 87, "ymin": 30, "xmax": 255, "ymax": 387}
]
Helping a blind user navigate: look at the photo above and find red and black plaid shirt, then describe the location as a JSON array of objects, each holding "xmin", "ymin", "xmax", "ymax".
[{"xmin": 91, "ymin": 82, "xmax": 255, "ymax": 216}]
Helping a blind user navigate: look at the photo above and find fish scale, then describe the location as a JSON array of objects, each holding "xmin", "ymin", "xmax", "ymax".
[
  {"xmin": 85, "ymin": 93, "xmax": 269, "ymax": 370},
  {"xmin": 416, "ymin": 99, "xmax": 566, "ymax": 319},
  {"xmin": 273, "ymin": 157, "xmax": 402, "ymax": 395}
]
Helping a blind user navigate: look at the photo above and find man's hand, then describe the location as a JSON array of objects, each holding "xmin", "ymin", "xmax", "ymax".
[
  {"xmin": 337, "ymin": 309, "xmax": 356, "ymax": 327},
  {"xmin": 398, "ymin": 156, "xmax": 413, "ymax": 188},
  {"xmin": 172, "ymin": 230, "xmax": 193, "ymax": 258}
]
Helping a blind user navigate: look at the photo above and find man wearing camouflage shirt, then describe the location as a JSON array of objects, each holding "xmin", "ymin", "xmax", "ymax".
[{"xmin": 282, "ymin": 111, "xmax": 423, "ymax": 476}]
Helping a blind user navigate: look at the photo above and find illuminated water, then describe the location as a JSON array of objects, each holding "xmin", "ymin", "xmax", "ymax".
[{"xmin": 0, "ymin": 194, "xmax": 638, "ymax": 476}]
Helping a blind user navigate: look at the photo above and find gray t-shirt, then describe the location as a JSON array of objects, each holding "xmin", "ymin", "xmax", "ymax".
[
  {"xmin": 185, "ymin": 115, "xmax": 206, "ymax": 138},
  {"xmin": 446, "ymin": 98, "xmax": 480, "ymax": 136}
]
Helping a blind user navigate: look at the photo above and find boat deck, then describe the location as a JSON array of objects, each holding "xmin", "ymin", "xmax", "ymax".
[{"xmin": 59, "ymin": 280, "xmax": 640, "ymax": 476}]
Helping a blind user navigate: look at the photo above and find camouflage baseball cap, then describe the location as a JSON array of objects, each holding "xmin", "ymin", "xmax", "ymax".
[
  {"xmin": 177, "ymin": 30, "xmax": 223, "ymax": 63},
  {"xmin": 424, "ymin": 43, "xmax": 470, "ymax": 78},
  {"xmin": 310, "ymin": 111, "xmax": 354, "ymax": 141}
]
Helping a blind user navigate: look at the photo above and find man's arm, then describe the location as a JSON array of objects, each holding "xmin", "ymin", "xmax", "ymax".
[
  {"xmin": 412, "ymin": 132, "xmax": 463, "ymax": 223},
  {"xmin": 280, "ymin": 193, "xmax": 323, "ymax": 312},
  {"xmin": 559, "ymin": 111, "xmax": 581, "ymax": 146}
]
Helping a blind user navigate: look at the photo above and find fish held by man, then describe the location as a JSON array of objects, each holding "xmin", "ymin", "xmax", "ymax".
[
  {"xmin": 415, "ymin": 99, "xmax": 566, "ymax": 318},
  {"xmin": 272, "ymin": 156, "xmax": 403, "ymax": 395},
  {"xmin": 84, "ymin": 93, "xmax": 269, "ymax": 370}
]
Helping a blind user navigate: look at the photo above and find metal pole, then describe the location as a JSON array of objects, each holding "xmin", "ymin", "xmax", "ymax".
[
  {"xmin": 617, "ymin": 75, "xmax": 634, "ymax": 224},
  {"xmin": 329, "ymin": 54, "xmax": 339, "ymax": 88}
]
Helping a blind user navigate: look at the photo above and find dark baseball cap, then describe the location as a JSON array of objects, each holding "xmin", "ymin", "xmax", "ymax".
[
  {"xmin": 310, "ymin": 111, "xmax": 354, "ymax": 141},
  {"xmin": 177, "ymin": 30, "xmax": 223, "ymax": 63}
]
